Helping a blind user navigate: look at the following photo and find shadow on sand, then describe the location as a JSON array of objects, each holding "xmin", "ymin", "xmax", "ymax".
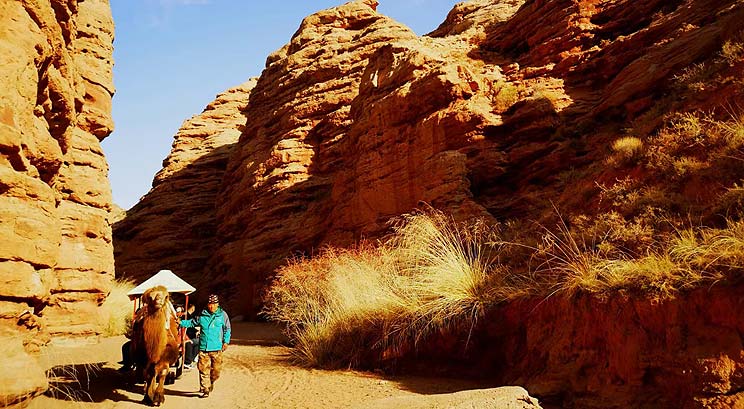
[{"xmin": 44, "ymin": 362, "xmax": 164, "ymax": 405}]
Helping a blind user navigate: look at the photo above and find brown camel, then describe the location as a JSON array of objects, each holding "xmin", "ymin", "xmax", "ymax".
[{"xmin": 132, "ymin": 285, "xmax": 180, "ymax": 406}]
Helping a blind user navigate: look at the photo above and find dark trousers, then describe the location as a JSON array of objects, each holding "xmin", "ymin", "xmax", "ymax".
[
  {"xmin": 121, "ymin": 340, "xmax": 132, "ymax": 367},
  {"xmin": 185, "ymin": 337, "xmax": 199, "ymax": 364}
]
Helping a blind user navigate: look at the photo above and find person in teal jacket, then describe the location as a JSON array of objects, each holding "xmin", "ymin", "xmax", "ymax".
[{"xmin": 180, "ymin": 294, "xmax": 231, "ymax": 398}]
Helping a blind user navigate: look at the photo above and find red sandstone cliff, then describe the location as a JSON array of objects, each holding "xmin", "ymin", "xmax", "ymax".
[
  {"xmin": 115, "ymin": 0, "xmax": 744, "ymax": 312},
  {"xmin": 114, "ymin": 80, "xmax": 257, "ymax": 290},
  {"xmin": 0, "ymin": 0, "xmax": 115, "ymax": 404},
  {"xmin": 113, "ymin": 0, "xmax": 744, "ymax": 406}
]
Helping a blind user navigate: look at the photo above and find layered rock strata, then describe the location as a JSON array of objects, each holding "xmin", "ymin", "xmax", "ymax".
[
  {"xmin": 211, "ymin": 0, "xmax": 489, "ymax": 313},
  {"xmin": 0, "ymin": 0, "xmax": 115, "ymax": 404},
  {"xmin": 114, "ymin": 80, "xmax": 257, "ymax": 289},
  {"xmin": 115, "ymin": 0, "xmax": 744, "ymax": 406},
  {"xmin": 401, "ymin": 282, "xmax": 744, "ymax": 409},
  {"xmin": 116, "ymin": 0, "xmax": 744, "ymax": 314},
  {"xmin": 117, "ymin": 0, "xmax": 525, "ymax": 312}
]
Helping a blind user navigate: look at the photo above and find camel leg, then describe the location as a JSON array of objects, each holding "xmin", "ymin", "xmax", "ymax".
[
  {"xmin": 142, "ymin": 363, "xmax": 153, "ymax": 404},
  {"xmin": 154, "ymin": 363, "xmax": 169, "ymax": 405},
  {"xmin": 145, "ymin": 364, "xmax": 159, "ymax": 405}
]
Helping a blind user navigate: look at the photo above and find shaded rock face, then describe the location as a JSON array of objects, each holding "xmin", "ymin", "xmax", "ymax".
[
  {"xmin": 114, "ymin": 80, "xmax": 256, "ymax": 290},
  {"xmin": 0, "ymin": 0, "xmax": 114, "ymax": 404},
  {"xmin": 402, "ymin": 283, "xmax": 744, "ymax": 409},
  {"xmin": 117, "ymin": 0, "xmax": 744, "ymax": 317}
]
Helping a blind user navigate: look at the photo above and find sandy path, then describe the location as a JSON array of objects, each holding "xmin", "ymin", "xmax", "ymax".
[{"xmin": 28, "ymin": 322, "xmax": 495, "ymax": 409}]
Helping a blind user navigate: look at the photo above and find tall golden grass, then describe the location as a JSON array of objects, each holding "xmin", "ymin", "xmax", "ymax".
[
  {"xmin": 266, "ymin": 211, "xmax": 744, "ymax": 368},
  {"xmin": 100, "ymin": 278, "xmax": 135, "ymax": 337},
  {"xmin": 264, "ymin": 212, "xmax": 515, "ymax": 367}
]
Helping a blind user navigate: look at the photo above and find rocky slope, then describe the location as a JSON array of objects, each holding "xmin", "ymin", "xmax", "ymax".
[
  {"xmin": 0, "ymin": 0, "xmax": 115, "ymax": 404},
  {"xmin": 114, "ymin": 0, "xmax": 744, "ymax": 406},
  {"xmin": 117, "ymin": 0, "xmax": 744, "ymax": 312}
]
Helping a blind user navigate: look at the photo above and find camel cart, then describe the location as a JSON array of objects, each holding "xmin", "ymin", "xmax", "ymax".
[{"xmin": 127, "ymin": 269, "xmax": 195, "ymax": 380}]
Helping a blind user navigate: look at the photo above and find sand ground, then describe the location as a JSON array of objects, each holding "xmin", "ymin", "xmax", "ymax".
[{"xmin": 28, "ymin": 322, "xmax": 496, "ymax": 409}]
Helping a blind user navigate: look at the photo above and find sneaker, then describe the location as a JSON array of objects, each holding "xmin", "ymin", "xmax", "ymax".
[
  {"xmin": 117, "ymin": 365, "xmax": 132, "ymax": 373},
  {"xmin": 200, "ymin": 391, "xmax": 209, "ymax": 398},
  {"xmin": 183, "ymin": 363, "xmax": 194, "ymax": 370}
]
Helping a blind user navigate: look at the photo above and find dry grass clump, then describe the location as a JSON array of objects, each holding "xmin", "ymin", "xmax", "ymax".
[
  {"xmin": 264, "ymin": 212, "xmax": 514, "ymax": 367},
  {"xmin": 720, "ymin": 30, "xmax": 744, "ymax": 65},
  {"xmin": 717, "ymin": 106, "xmax": 744, "ymax": 143},
  {"xmin": 100, "ymin": 278, "xmax": 135, "ymax": 337},
  {"xmin": 535, "ymin": 216, "xmax": 744, "ymax": 298},
  {"xmin": 670, "ymin": 220, "xmax": 744, "ymax": 271},
  {"xmin": 493, "ymin": 80, "xmax": 520, "ymax": 111},
  {"xmin": 266, "ymin": 209, "xmax": 744, "ymax": 368},
  {"xmin": 642, "ymin": 107, "xmax": 744, "ymax": 192},
  {"xmin": 609, "ymin": 136, "xmax": 644, "ymax": 166}
]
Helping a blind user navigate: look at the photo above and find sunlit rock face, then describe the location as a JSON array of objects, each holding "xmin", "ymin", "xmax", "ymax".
[
  {"xmin": 118, "ymin": 0, "xmax": 744, "ymax": 314},
  {"xmin": 207, "ymin": 0, "xmax": 525, "ymax": 316},
  {"xmin": 0, "ymin": 0, "xmax": 115, "ymax": 404},
  {"xmin": 117, "ymin": 0, "xmax": 744, "ymax": 406}
]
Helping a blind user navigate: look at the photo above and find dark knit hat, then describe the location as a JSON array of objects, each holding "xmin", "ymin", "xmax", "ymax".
[{"xmin": 208, "ymin": 294, "xmax": 219, "ymax": 304}]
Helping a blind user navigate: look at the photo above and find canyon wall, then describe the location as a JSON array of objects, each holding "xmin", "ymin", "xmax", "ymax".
[
  {"xmin": 114, "ymin": 80, "xmax": 256, "ymax": 290},
  {"xmin": 116, "ymin": 0, "xmax": 744, "ymax": 316},
  {"xmin": 398, "ymin": 282, "xmax": 744, "ymax": 408},
  {"xmin": 0, "ymin": 0, "xmax": 115, "ymax": 404},
  {"xmin": 112, "ymin": 0, "xmax": 744, "ymax": 406}
]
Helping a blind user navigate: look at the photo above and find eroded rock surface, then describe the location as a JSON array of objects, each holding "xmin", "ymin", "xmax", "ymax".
[
  {"xmin": 114, "ymin": 80, "xmax": 256, "ymax": 289},
  {"xmin": 114, "ymin": 0, "xmax": 744, "ymax": 407},
  {"xmin": 402, "ymin": 282, "xmax": 744, "ymax": 409},
  {"xmin": 0, "ymin": 0, "xmax": 115, "ymax": 404},
  {"xmin": 117, "ymin": 0, "xmax": 744, "ymax": 315}
]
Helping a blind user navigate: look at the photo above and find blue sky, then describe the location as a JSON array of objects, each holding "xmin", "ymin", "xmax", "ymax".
[{"xmin": 104, "ymin": 0, "xmax": 459, "ymax": 209}]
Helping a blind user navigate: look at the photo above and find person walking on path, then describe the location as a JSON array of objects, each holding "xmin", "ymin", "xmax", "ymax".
[{"xmin": 180, "ymin": 294, "xmax": 231, "ymax": 398}]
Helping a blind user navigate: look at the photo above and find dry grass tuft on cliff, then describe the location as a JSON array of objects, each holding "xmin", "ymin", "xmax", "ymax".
[
  {"xmin": 266, "ymin": 208, "xmax": 744, "ymax": 368},
  {"xmin": 100, "ymin": 278, "xmax": 135, "ymax": 337},
  {"xmin": 535, "ymin": 218, "xmax": 737, "ymax": 297}
]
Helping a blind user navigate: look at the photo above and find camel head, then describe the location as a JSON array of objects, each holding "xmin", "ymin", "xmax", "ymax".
[{"xmin": 142, "ymin": 285, "xmax": 170, "ymax": 311}]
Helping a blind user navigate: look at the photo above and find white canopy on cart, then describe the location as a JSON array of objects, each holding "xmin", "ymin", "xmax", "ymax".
[{"xmin": 127, "ymin": 269, "xmax": 195, "ymax": 299}]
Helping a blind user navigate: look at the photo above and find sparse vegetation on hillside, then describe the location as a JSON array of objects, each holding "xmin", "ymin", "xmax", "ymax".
[
  {"xmin": 720, "ymin": 30, "xmax": 744, "ymax": 65},
  {"xmin": 265, "ymin": 207, "xmax": 744, "ymax": 368},
  {"xmin": 609, "ymin": 136, "xmax": 644, "ymax": 166},
  {"xmin": 493, "ymin": 80, "xmax": 521, "ymax": 111}
]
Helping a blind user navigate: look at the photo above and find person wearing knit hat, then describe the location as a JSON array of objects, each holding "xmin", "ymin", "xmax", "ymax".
[{"xmin": 180, "ymin": 293, "xmax": 231, "ymax": 398}]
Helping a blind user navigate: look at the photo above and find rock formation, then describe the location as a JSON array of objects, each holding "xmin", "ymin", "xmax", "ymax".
[
  {"xmin": 0, "ymin": 0, "xmax": 115, "ymax": 404},
  {"xmin": 401, "ymin": 282, "xmax": 744, "ymax": 408},
  {"xmin": 114, "ymin": 80, "xmax": 256, "ymax": 290},
  {"xmin": 1, "ymin": 0, "xmax": 739, "ymax": 405},
  {"xmin": 114, "ymin": 1, "xmax": 744, "ymax": 404},
  {"xmin": 116, "ymin": 0, "xmax": 744, "ymax": 313}
]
